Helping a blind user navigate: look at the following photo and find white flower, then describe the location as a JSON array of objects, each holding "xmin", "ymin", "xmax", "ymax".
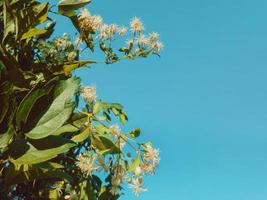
[
  {"xmin": 130, "ymin": 17, "xmax": 144, "ymax": 33},
  {"xmin": 108, "ymin": 24, "xmax": 117, "ymax": 36},
  {"xmin": 54, "ymin": 38, "xmax": 65, "ymax": 48},
  {"xmin": 141, "ymin": 161, "xmax": 158, "ymax": 174},
  {"xmin": 143, "ymin": 144, "xmax": 160, "ymax": 164},
  {"xmin": 67, "ymin": 51, "xmax": 77, "ymax": 62},
  {"xmin": 80, "ymin": 8, "xmax": 90, "ymax": 19},
  {"xmin": 150, "ymin": 41, "xmax": 164, "ymax": 52},
  {"xmin": 99, "ymin": 24, "xmax": 109, "ymax": 40},
  {"xmin": 80, "ymin": 86, "xmax": 97, "ymax": 104},
  {"xmin": 48, "ymin": 48, "xmax": 57, "ymax": 55},
  {"xmin": 148, "ymin": 32, "xmax": 159, "ymax": 42},
  {"xmin": 98, "ymin": 23, "xmax": 117, "ymax": 40},
  {"xmin": 110, "ymin": 124, "xmax": 121, "ymax": 136},
  {"xmin": 75, "ymin": 155, "xmax": 98, "ymax": 176},
  {"xmin": 128, "ymin": 176, "xmax": 147, "ymax": 196},
  {"xmin": 79, "ymin": 9, "xmax": 103, "ymax": 33},
  {"xmin": 118, "ymin": 26, "xmax": 127, "ymax": 36},
  {"xmin": 141, "ymin": 144, "xmax": 160, "ymax": 174},
  {"xmin": 137, "ymin": 34, "xmax": 149, "ymax": 46}
]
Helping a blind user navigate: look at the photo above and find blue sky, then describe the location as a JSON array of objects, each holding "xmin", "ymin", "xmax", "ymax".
[{"xmin": 52, "ymin": 0, "xmax": 267, "ymax": 199}]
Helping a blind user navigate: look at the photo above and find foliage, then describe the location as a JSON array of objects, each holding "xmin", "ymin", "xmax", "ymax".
[{"xmin": 0, "ymin": 0, "xmax": 162, "ymax": 199}]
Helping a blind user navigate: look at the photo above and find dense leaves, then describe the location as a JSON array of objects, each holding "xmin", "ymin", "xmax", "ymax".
[{"xmin": 0, "ymin": 0, "xmax": 161, "ymax": 199}]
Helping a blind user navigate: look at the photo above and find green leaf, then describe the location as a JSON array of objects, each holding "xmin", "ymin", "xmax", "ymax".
[
  {"xmin": 45, "ymin": 170, "xmax": 73, "ymax": 182},
  {"xmin": 34, "ymin": 2, "xmax": 50, "ymax": 24},
  {"xmin": 79, "ymin": 180, "xmax": 96, "ymax": 200},
  {"xmin": 21, "ymin": 28, "xmax": 47, "ymax": 40},
  {"xmin": 26, "ymin": 104, "xmax": 75, "ymax": 139},
  {"xmin": 128, "ymin": 154, "xmax": 140, "ymax": 172},
  {"xmin": 70, "ymin": 112, "xmax": 88, "ymax": 127},
  {"xmin": 58, "ymin": 0, "xmax": 91, "ymax": 17},
  {"xmin": 36, "ymin": 162, "xmax": 65, "ymax": 172},
  {"xmin": 92, "ymin": 135, "xmax": 120, "ymax": 154},
  {"xmin": 15, "ymin": 2, "xmax": 50, "ymax": 40},
  {"xmin": 71, "ymin": 127, "xmax": 90, "ymax": 143},
  {"xmin": 26, "ymin": 78, "xmax": 80, "ymax": 139},
  {"xmin": 52, "ymin": 124, "xmax": 79, "ymax": 136},
  {"xmin": 94, "ymin": 124, "xmax": 110, "ymax": 134},
  {"xmin": 119, "ymin": 112, "xmax": 128, "ymax": 124},
  {"xmin": 128, "ymin": 128, "xmax": 141, "ymax": 138},
  {"xmin": 93, "ymin": 100, "xmax": 102, "ymax": 114},
  {"xmin": 3, "ymin": 2, "xmax": 16, "ymax": 42},
  {"xmin": 0, "ymin": 60, "xmax": 6, "ymax": 72},
  {"xmin": 0, "ymin": 82, "xmax": 12, "ymax": 124},
  {"xmin": 39, "ymin": 77, "xmax": 80, "ymax": 125},
  {"xmin": 58, "ymin": 0, "xmax": 91, "ymax": 10},
  {"xmin": 0, "ymin": 127, "xmax": 14, "ymax": 152},
  {"xmin": 63, "ymin": 60, "xmax": 94, "ymax": 75},
  {"xmin": 11, "ymin": 142, "xmax": 75, "ymax": 165},
  {"xmin": 16, "ymin": 81, "xmax": 55, "ymax": 129}
]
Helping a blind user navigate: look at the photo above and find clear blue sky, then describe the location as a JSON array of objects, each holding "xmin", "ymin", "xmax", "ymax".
[{"xmin": 52, "ymin": 0, "xmax": 267, "ymax": 199}]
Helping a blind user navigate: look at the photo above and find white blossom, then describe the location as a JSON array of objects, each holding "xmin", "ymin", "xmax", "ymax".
[
  {"xmin": 137, "ymin": 34, "xmax": 149, "ymax": 46},
  {"xmin": 75, "ymin": 155, "xmax": 98, "ymax": 176},
  {"xmin": 143, "ymin": 144, "xmax": 160, "ymax": 163},
  {"xmin": 79, "ymin": 8, "xmax": 103, "ymax": 33},
  {"xmin": 150, "ymin": 41, "xmax": 164, "ymax": 52},
  {"xmin": 130, "ymin": 17, "xmax": 144, "ymax": 33},
  {"xmin": 67, "ymin": 51, "xmax": 77, "ymax": 62},
  {"xmin": 80, "ymin": 86, "xmax": 97, "ymax": 104},
  {"xmin": 128, "ymin": 176, "xmax": 147, "ymax": 196},
  {"xmin": 118, "ymin": 26, "xmax": 127, "ymax": 36},
  {"xmin": 110, "ymin": 124, "xmax": 121, "ymax": 136},
  {"xmin": 148, "ymin": 32, "xmax": 159, "ymax": 42}
]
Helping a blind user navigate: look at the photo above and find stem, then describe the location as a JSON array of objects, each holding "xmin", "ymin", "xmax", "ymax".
[{"xmin": 119, "ymin": 135, "xmax": 139, "ymax": 152}]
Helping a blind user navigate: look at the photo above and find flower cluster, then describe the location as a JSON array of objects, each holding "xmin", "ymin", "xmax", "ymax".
[
  {"xmin": 141, "ymin": 144, "xmax": 160, "ymax": 174},
  {"xmin": 37, "ymin": 33, "xmax": 78, "ymax": 66},
  {"xmin": 73, "ymin": 115, "xmax": 160, "ymax": 197},
  {"xmin": 79, "ymin": 9, "xmax": 103, "ymax": 34},
  {"xmin": 76, "ymin": 8, "xmax": 163, "ymax": 63}
]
